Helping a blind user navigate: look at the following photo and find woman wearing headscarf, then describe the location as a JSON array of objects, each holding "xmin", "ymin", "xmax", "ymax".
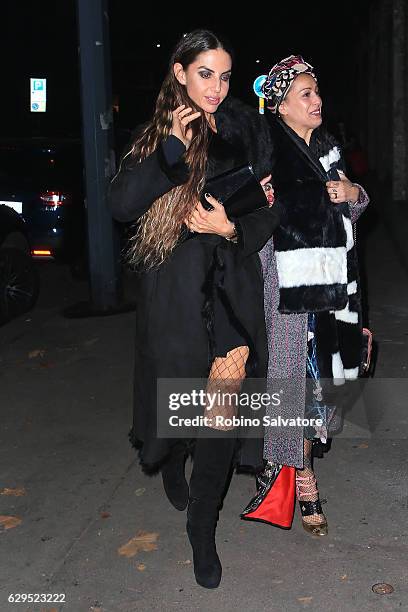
[{"xmin": 242, "ymin": 55, "xmax": 369, "ymax": 536}]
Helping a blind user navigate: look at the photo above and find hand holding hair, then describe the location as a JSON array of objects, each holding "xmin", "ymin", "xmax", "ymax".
[{"xmin": 171, "ymin": 105, "xmax": 201, "ymax": 149}]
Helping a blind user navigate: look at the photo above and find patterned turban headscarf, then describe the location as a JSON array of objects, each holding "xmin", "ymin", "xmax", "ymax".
[{"xmin": 262, "ymin": 54, "xmax": 317, "ymax": 114}]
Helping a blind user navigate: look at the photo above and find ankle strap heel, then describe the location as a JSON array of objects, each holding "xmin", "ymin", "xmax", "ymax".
[{"xmin": 295, "ymin": 472, "xmax": 328, "ymax": 537}]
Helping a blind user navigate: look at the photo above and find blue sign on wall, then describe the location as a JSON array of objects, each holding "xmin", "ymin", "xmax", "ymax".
[{"xmin": 30, "ymin": 78, "xmax": 47, "ymax": 113}]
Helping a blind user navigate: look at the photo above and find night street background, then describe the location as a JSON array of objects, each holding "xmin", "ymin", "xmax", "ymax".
[{"xmin": 1, "ymin": 1, "xmax": 408, "ymax": 611}]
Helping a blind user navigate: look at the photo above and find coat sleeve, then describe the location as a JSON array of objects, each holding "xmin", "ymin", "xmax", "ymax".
[
  {"xmin": 235, "ymin": 205, "xmax": 280, "ymax": 257},
  {"xmin": 337, "ymin": 151, "xmax": 370, "ymax": 224},
  {"xmin": 108, "ymin": 135, "xmax": 190, "ymax": 223},
  {"xmin": 349, "ymin": 183, "xmax": 370, "ymax": 224}
]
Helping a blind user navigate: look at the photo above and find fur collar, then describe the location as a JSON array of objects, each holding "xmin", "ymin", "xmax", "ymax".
[{"xmin": 215, "ymin": 96, "xmax": 273, "ymax": 179}]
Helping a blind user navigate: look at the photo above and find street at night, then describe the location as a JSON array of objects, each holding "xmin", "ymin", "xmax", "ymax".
[{"xmin": 1, "ymin": 2, "xmax": 408, "ymax": 611}]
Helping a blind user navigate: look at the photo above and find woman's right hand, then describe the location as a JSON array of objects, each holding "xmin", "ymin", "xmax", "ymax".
[
  {"xmin": 171, "ymin": 105, "xmax": 201, "ymax": 149},
  {"xmin": 185, "ymin": 196, "xmax": 235, "ymax": 238}
]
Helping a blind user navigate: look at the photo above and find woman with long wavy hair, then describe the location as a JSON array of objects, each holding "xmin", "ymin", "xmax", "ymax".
[{"xmin": 109, "ymin": 29, "xmax": 279, "ymax": 588}]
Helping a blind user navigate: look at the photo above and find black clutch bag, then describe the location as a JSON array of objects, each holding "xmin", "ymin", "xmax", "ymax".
[{"xmin": 200, "ymin": 164, "xmax": 268, "ymax": 217}]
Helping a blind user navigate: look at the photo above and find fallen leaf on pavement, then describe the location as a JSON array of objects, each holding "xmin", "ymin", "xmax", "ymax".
[
  {"xmin": 29, "ymin": 349, "xmax": 45, "ymax": 359},
  {"xmin": 137, "ymin": 564, "xmax": 146, "ymax": 571},
  {"xmin": 118, "ymin": 531, "xmax": 159, "ymax": 558},
  {"xmin": 1, "ymin": 487, "xmax": 26, "ymax": 496},
  {"xmin": 0, "ymin": 515, "xmax": 22, "ymax": 530},
  {"xmin": 134, "ymin": 488, "xmax": 146, "ymax": 497},
  {"xmin": 298, "ymin": 597, "xmax": 313, "ymax": 604},
  {"xmin": 372, "ymin": 583, "xmax": 394, "ymax": 594},
  {"xmin": 357, "ymin": 443, "xmax": 369, "ymax": 448},
  {"xmin": 101, "ymin": 512, "xmax": 111, "ymax": 519}
]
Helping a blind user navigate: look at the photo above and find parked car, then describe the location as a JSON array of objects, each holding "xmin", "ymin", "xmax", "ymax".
[
  {"xmin": 0, "ymin": 204, "xmax": 39, "ymax": 324},
  {"xmin": 0, "ymin": 138, "xmax": 87, "ymax": 270}
]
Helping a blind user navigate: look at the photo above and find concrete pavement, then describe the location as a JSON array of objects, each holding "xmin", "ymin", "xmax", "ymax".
[{"xmin": 0, "ymin": 212, "xmax": 407, "ymax": 612}]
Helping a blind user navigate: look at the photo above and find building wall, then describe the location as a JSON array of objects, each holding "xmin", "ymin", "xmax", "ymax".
[{"xmin": 359, "ymin": 0, "xmax": 407, "ymax": 200}]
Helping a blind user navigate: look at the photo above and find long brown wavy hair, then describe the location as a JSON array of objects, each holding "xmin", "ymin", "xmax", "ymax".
[{"xmin": 126, "ymin": 30, "xmax": 233, "ymax": 269}]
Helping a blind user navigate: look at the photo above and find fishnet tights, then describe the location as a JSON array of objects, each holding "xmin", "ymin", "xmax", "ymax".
[
  {"xmin": 205, "ymin": 346, "xmax": 249, "ymax": 431},
  {"xmin": 296, "ymin": 439, "xmax": 327, "ymax": 525}
]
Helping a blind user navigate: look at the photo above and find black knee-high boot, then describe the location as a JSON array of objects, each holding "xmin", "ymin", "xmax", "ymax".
[
  {"xmin": 161, "ymin": 441, "xmax": 189, "ymax": 511},
  {"xmin": 187, "ymin": 432, "xmax": 236, "ymax": 589}
]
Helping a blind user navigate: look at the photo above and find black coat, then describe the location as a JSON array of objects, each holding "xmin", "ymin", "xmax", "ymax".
[
  {"xmin": 109, "ymin": 97, "xmax": 279, "ymax": 471},
  {"xmin": 265, "ymin": 115, "xmax": 363, "ymax": 380},
  {"xmin": 267, "ymin": 116, "xmax": 353, "ymax": 313}
]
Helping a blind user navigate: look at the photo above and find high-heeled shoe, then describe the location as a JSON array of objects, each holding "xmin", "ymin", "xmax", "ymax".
[{"xmin": 296, "ymin": 472, "xmax": 328, "ymax": 536}]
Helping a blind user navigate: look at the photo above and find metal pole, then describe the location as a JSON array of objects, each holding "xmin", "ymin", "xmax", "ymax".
[{"xmin": 76, "ymin": 0, "xmax": 120, "ymax": 311}]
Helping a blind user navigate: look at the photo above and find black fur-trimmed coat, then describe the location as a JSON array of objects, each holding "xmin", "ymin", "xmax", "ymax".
[
  {"xmin": 108, "ymin": 96, "xmax": 279, "ymax": 471},
  {"xmin": 269, "ymin": 117, "xmax": 363, "ymax": 378},
  {"xmin": 260, "ymin": 115, "xmax": 369, "ymax": 468}
]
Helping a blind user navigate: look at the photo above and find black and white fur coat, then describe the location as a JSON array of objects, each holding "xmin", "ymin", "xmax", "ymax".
[
  {"xmin": 268, "ymin": 116, "xmax": 365, "ymax": 382},
  {"xmin": 260, "ymin": 116, "xmax": 369, "ymax": 468}
]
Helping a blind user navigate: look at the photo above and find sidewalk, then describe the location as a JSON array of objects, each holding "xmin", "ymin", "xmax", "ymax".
[{"xmin": 0, "ymin": 216, "xmax": 407, "ymax": 612}]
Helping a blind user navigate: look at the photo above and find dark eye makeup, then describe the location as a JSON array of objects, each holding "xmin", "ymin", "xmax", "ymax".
[{"xmin": 198, "ymin": 71, "xmax": 231, "ymax": 81}]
